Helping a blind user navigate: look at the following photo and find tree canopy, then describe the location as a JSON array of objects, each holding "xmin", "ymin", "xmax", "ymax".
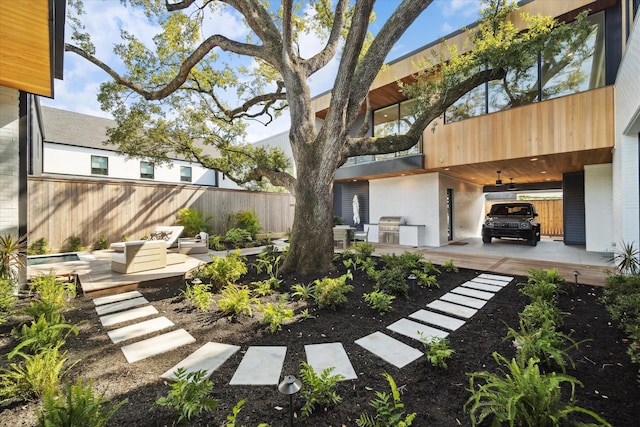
[{"xmin": 67, "ymin": 0, "xmax": 591, "ymax": 273}]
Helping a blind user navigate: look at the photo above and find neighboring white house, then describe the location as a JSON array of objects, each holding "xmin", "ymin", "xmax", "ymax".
[{"xmin": 39, "ymin": 106, "xmax": 243, "ymax": 190}]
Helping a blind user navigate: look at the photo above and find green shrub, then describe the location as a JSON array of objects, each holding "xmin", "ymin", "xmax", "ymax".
[
  {"xmin": 602, "ymin": 273, "xmax": 640, "ymax": 326},
  {"xmin": 526, "ymin": 268, "xmax": 565, "ymax": 286},
  {"xmin": 0, "ymin": 234, "xmax": 27, "ymax": 281},
  {"xmin": 66, "ymin": 235, "xmax": 83, "ymax": 252},
  {"xmin": 353, "ymin": 242, "xmax": 375, "ymax": 259},
  {"xmin": 37, "ymin": 378, "xmax": 127, "ymax": 427},
  {"xmin": 225, "ymin": 228, "xmax": 253, "ymax": 248},
  {"xmin": 421, "ymin": 336, "xmax": 454, "ymax": 369},
  {"xmin": 25, "ymin": 273, "xmax": 76, "ymax": 322},
  {"xmin": 253, "ymin": 247, "xmax": 282, "ymax": 280},
  {"xmin": 519, "ymin": 299, "xmax": 566, "ymax": 330},
  {"xmin": 251, "ymin": 279, "xmax": 277, "ymax": 297},
  {"xmin": 217, "ymin": 284, "xmax": 255, "ymax": 317},
  {"xmin": 375, "ymin": 267, "xmax": 408, "ymax": 297},
  {"xmin": 176, "ymin": 207, "xmax": 215, "ymax": 236},
  {"xmin": 28, "ymin": 237, "xmax": 49, "ymax": 255},
  {"xmin": 465, "ymin": 352, "xmax": 610, "ymax": 427},
  {"xmin": 505, "ymin": 320, "xmax": 578, "ymax": 373},
  {"xmin": 94, "ymin": 235, "xmax": 108, "ymax": 250},
  {"xmin": 421, "ymin": 260, "xmax": 441, "ymax": 275},
  {"xmin": 257, "ymin": 295, "xmax": 294, "ymax": 333},
  {"xmin": 154, "ymin": 368, "xmax": 217, "ymax": 424},
  {"xmin": 313, "ymin": 272, "xmax": 354, "ymax": 309},
  {"xmin": 412, "ymin": 270, "xmax": 439, "ymax": 288},
  {"xmin": 194, "ymin": 251, "xmax": 247, "ymax": 290},
  {"xmin": 0, "ymin": 344, "xmax": 71, "ymax": 403},
  {"xmin": 12, "ymin": 313, "xmax": 78, "ymax": 354},
  {"xmin": 519, "ymin": 280, "xmax": 561, "ymax": 303},
  {"xmin": 356, "ymin": 372, "xmax": 416, "ymax": 427},
  {"xmin": 208, "ymin": 234, "xmax": 225, "ymax": 251},
  {"xmin": 299, "ymin": 362, "xmax": 344, "ymax": 417},
  {"xmin": 0, "ymin": 277, "xmax": 17, "ymax": 324},
  {"xmin": 181, "ymin": 282, "xmax": 213, "ymax": 311},
  {"xmin": 363, "ymin": 291, "xmax": 395, "ymax": 314},
  {"xmin": 291, "ymin": 283, "xmax": 315, "ymax": 300},
  {"xmin": 442, "ymin": 259, "xmax": 458, "ymax": 273},
  {"xmin": 231, "ymin": 210, "xmax": 261, "ymax": 236},
  {"xmin": 380, "ymin": 252, "xmax": 423, "ymax": 274}
]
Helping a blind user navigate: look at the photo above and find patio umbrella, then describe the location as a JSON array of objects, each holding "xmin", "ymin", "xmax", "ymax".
[{"xmin": 352, "ymin": 195, "xmax": 360, "ymax": 225}]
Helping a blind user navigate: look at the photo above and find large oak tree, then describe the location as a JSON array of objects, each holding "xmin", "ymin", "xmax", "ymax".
[{"xmin": 68, "ymin": 0, "xmax": 590, "ymax": 274}]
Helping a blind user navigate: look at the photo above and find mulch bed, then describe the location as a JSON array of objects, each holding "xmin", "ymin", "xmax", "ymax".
[{"xmin": 1, "ymin": 252, "xmax": 639, "ymax": 426}]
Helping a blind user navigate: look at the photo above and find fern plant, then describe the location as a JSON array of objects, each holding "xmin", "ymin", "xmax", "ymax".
[
  {"xmin": 154, "ymin": 368, "xmax": 217, "ymax": 424},
  {"xmin": 299, "ymin": 362, "xmax": 344, "ymax": 417},
  {"xmin": 176, "ymin": 207, "xmax": 214, "ymax": 236},
  {"xmin": 11, "ymin": 313, "xmax": 78, "ymax": 354},
  {"xmin": 356, "ymin": 373, "xmax": 416, "ymax": 427},
  {"xmin": 465, "ymin": 352, "xmax": 611, "ymax": 427},
  {"xmin": 231, "ymin": 209, "xmax": 262, "ymax": 237},
  {"xmin": 0, "ymin": 344, "xmax": 72, "ymax": 403},
  {"xmin": 194, "ymin": 250, "xmax": 247, "ymax": 290},
  {"xmin": 225, "ymin": 228, "xmax": 253, "ymax": 248},
  {"xmin": 363, "ymin": 291, "xmax": 395, "ymax": 314},
  {"xmin": 0, "ymin": 277, "xmax": 17, "ymax": 324},
  {"xmin": 412, "ymin": 270, "xmax": 439, "ymax": 288},
  {"xmin": 181, "ymin": 282, "xmax": 213, "ymax": 311},
  {"xmin": 375, "ymin": 267, "xmax": 408, "ymax": 297},
  {"xmin": 217, "ymin": 284, "xmax": 256, "ymax": 317},
  {"xmin": 442, "ymin": 259, "xmax": 458, "ymax": 273},
  {"xmin": 257, "ymin": 295, "xmax": 294, "ymax": 333},
  {"xmin": 37, "ymin": 378, "xmax": 127, "ymax": 427}
]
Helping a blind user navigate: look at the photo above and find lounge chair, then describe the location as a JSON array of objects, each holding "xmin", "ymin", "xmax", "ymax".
[
  {"xmin": 110, "ymin": 226, "xmax": 184, "ymax": 252},
  {"xmin": 111, "ymin": 241, "xmax": 167, "ymax": 273}
]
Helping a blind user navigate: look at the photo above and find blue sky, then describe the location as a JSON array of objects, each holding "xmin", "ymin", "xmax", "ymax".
[{"xmin": 42, "ymin": 0, "xmax": 481, "ymax": 142}]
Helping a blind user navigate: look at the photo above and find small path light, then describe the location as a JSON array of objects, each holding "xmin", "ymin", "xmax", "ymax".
[
  {"xmin": 278, "ymin": 375, "xmax": 302, "ymax": 427},
  {"xmin": 407, "ymin": 273, "xmax": 418, "ymax": 290},
  {"xmin": 191, "ymin": 277, "xmax": 202, "ymax": 285}
]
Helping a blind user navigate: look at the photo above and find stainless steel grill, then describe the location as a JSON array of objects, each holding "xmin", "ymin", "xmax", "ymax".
[{"xmin": 378, "ymin": 216, "xmax": 406, "ymax": 244}]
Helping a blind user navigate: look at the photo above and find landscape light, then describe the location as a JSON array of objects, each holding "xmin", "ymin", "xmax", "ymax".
[{"xmin": 278, "ymin": 375, "xmax": 302, "ymax": 427}]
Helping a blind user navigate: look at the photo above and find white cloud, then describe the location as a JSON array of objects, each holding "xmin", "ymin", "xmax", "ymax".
[{"xmin": 439, "ymin": 0, "xmax": 482, "ymax": 18}]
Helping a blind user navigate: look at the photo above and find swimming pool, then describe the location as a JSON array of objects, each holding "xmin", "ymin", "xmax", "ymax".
[{"xmin": 27, "ymin": 253, "xmax": 81, "ymax": 266}]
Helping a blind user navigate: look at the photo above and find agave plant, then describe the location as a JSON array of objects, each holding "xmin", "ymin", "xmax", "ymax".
[
  {"xmin": 610, "ymin": 241, "xmax": 640, "ymax": 275},
  {"xmin": 0, "ymin": 234, "xmax": 27, "ymax": 281}
]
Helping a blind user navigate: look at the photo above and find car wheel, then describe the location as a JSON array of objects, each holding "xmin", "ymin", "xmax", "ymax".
[{"xmin": 482, "ymin": 234, "xmax": 492, "ymax": 243}]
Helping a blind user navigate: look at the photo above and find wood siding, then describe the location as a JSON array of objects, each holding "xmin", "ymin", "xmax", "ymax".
[
  {"xmin": 424, "ymin": 87, "xmax": 615, "ymax": 170},
  {"xmin": 28, "ymin": 176, "xmax": 295, "ymax": 252},
  {"xmin": 486, "ymin": 199, "xmax": 564, "ymax": 237}
]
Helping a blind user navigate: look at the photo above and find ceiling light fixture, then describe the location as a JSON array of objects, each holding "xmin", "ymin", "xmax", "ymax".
[
  {"xmin": 495, "ymin": 170, "xmax": 503, "ymax": 186},
  {"xmin": 508, "ymin": 178, "xmax": 517, "ymax": 191}
]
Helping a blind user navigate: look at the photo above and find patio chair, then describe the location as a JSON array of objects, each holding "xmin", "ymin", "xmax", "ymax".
[
  {"xmin": 111, "ymin": 240, "xmax": 167, "ymax": 273},
  {"xmin": 178, "ymin": 232, "xmax": 209, "ymax": 254},
  {"xmin": 110, "ymin": 226, "xmax": 184, "ymax": 252},
  {"xmin": 353, "ymin": 226, "xmax": 369, "ymax": 243}
]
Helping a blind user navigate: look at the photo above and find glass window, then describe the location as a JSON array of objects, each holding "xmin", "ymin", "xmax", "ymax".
[
  {"xmin": 180, "ymin": 166, "xmax": 192, "ymax": 182},
  {"xmin": 488, "ymin": 56, "xmax": 539, "ymax": 113},
  {"xmin": 541, "ymin": 12, "xmax": 605, "ymax": 101},
  {"xmin": 91, "ymin": 155, "xmax": 108, "ymax": 175},
  {"xmin": 140, "ymin": 161, "xmax": 154, "ymax": 179},
  {"xmin": 445, "ymin": 85, "xmax": 486, "ymax": 123}
]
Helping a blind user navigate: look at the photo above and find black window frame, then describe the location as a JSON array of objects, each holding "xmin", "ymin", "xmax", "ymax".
[
  {"xmin": 140, "ymin": 161, "xmax": 155, "ymax": 179},
  {"xmin": 180, "ymin": 165, "xmax": 192, "ymax": 182},
  {"xmin": 91, "ymin": 155, "xmax": 108, "ymax": 176}
]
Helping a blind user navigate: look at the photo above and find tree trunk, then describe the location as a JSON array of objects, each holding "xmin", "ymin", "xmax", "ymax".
[{"xmin": 281, "ymin": 144, "xmax": 336, "ymax": 275}]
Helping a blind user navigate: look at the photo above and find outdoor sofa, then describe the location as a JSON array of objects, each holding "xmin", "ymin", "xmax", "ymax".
[
  {"xmin": 111, "ymin": 240, "xmax": 167, "ymax": 274},
  {"xmin": 110, "ymin": 226, "xmax": 184, "ymax": 252}
]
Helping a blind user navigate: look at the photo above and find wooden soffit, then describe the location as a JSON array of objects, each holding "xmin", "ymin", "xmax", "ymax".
[{"xmin": 0, "ymin": 0, "xmax": 57, "ymax": 97}]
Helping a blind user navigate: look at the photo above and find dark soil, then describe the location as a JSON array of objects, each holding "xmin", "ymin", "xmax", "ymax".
[{"xmin": 1, "ymin": 251, "xmax": 639, "ymax": 426}]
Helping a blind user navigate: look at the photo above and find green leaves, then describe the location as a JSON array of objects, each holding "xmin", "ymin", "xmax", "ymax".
[
  {"xmin": 154, "ymin": 368, "xmax": 217, "ymax": 424},
  {"xmin": 299, "ymin": 362, "xmax": 344, "ymax": 418},
  {"xmin": 356, "ymin": 373, "xmax": 416, "ymax": 427}
]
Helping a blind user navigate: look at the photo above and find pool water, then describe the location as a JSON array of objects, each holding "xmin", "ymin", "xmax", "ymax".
[{"xmin": 27, "ymin": 253, "xmax": 80, "ymax": 266}]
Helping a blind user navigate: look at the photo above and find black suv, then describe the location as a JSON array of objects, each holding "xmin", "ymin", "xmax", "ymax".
[{"xmin": 482, "ymin": 202, "xmax": 541, "ymax": 246}]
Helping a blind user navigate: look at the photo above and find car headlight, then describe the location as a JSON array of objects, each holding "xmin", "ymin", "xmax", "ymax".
[
  {"xmin": 520, "ymin": 222, "xmax": 531, "ymax": 229},
  {"xmin": 485, "ymin": 219, "xmax": 494, "ymax": 227}
]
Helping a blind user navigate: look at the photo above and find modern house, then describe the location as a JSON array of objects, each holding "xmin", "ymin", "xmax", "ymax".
[
  {"xmin": 38, "ymin": 106, "xmax": 242, "ymax": 190},
  {"xmin": 290, "ymin": 0, "xmax": 637, "ymax": 252},
  {"xmin": 0, "ymin": 0, "xmax": 66, "ymax": 239}
]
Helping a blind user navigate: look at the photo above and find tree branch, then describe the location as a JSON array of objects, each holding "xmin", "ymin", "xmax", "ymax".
[{"xmin": 303, "ymin": 0, "xmax": 347, "ymax": 76}]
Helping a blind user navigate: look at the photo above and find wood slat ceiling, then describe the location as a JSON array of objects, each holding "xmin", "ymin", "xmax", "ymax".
[{"xmin": 0, "ymin": 0, "xmax": 53, "ymax": 97}]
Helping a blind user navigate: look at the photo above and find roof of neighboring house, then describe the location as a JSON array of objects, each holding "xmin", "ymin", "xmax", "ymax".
[
  {"xmin": 42, "ymin": 106, "xmax": 116, "ymax": 150},
  {"xmin": 41, "ymin": 106, "xmax": 220, "ymax": 159}
]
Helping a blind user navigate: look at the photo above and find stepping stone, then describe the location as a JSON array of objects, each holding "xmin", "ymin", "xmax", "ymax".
[
  {"xmin": 93, "ymin": 291, "xmax": 143, "ymax": 306},
  {"xmin": 451, "ymin": 286, "xmax": 495, "ymax": 300},
  {"xmin": 100, "ymin": 305, "xmax": 159, "ymax": 327},
  {"xmin": 409, "ymin": 309, "xmax": 466, "ymax": 331},
  {"xmin": 107, "ymin": 316, "xmax": 174, "ymax": 344},
  {"xmin": 427, "ymin": 300, "xmax": 477, "ymax": 319},
  {"xmin": 121, "ymin": 329, "xmax": 195, "ymax": 363},
  {"xmin": 229, "ymin": 346, "xmax": 287, "ymax": 385},
  {"xmin": 478, "ymin": 273, "xmax": 513, "ymax": 283},
  {"xmin": 440, "ymin": 293, "xmax": 487, "ymax": 309},
  {"xmin": 305, "ymin": 343, "xmax": 357, "ymax": 381},
  {"xmin": 355, "ymin": 332, "xmax": 423, "ymax": 369},
  {"xmin": 95, "ymin": 297, "xmax": 149, "ymax": 315},
  {"xmin": 387, "ymin": 318, "xmax": 449, "ymax": 342},
  {"xmin": 162, "ymin": 342, "xmax": 241, "ymax": 380},
  {"xmin": 471, "ymin": 277, "xmax": 509, "ymax": 287},
  {"xmin": 462, "ymin": 281, "xmax": 502, "ymax": 293}
]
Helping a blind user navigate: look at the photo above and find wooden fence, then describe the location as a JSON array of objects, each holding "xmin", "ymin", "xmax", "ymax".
[
  {"xmin": 485, "ymin": 199, "xmax": 564, "ymax": 237},
  {"xmin": 28, "ymin": 176, "xmax": 295, "ymax": 252}
]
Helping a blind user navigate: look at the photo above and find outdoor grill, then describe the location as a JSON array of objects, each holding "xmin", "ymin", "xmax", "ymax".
[{"xmin": 378, "ymin": 216, "xmax": 406, "ymax": 244}]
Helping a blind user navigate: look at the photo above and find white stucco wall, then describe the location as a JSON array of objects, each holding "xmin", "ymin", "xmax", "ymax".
[
  {"xmin": 42, "ymin": 143, "xmax": 243, "ymax": 189},
  {"xmin": 584, "ymin": 163, "xmax": 615, "ymax": 252},
  {"xmin": 0, "ymin": 87, "xmax": 19, "ymax": 235},
  {"xmin": 438, "ymin": 174, "xmax": 485, "ymax": 243},
  {"xmin": 613, "ymin": 15, "xmax": 640, "ymax": 247}
]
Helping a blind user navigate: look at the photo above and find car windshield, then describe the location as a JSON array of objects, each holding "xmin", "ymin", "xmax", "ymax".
[{"xmin": 490, "ymin": 205, "xmax": 531, "ymax": 216}]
